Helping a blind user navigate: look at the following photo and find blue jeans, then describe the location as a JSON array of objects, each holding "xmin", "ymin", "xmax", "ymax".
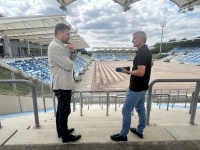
[
  {"xmin": 54, "ymin": 90, "xmax": 72, "ymax": 139},
  {"xmin": 120, "ymin": 89, "xmax": 147, "ymax": 137}
]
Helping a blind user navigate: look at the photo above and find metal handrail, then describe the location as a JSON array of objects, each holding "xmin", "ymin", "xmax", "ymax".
[
  {"xmin": 153, "ymin": 88, "xmax": 192, "ymax": 108},
  {"xmin": 76, "ymin": 90, "xmax": 126, "ymax": 116},
  {"xmin": 0, "ymin": 79, "xmax": 40, "ymax": 128},
  {"xmin": 43, "ymin": 94, "xmax": 57, "ymax": 117},
  {"xmin": 43, "ymin": 93, "xmax": 77, "ymax": 117},
  {"xmin": 146, "ymin": 79, "xmax": 200, "ymax": 125},
  {"xmin": 76, "ymin": 87, "xmax": 198, "ymax": 118},
  {"xmin": 152, "ymin": 94, "xmax": 170, "ymax": 110},
  {"xmin": 114, "ymin": 94, "xmax": 126, "ymax": 111}
]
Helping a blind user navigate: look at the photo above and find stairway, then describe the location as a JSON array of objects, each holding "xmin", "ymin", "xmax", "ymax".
[{"xmin": 0, "ymin": 104, "xmax": 200, "ymax": 149}]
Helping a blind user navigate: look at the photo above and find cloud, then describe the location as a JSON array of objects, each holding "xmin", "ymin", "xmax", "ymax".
[{"xmin": 0, "ymin": 0, "xmax": 200, "ymax": 49}]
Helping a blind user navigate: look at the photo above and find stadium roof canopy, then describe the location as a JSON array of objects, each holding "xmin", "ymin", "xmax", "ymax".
[
  {"xmin": 170, "ymin": 0, "xmax": 200, "ymax": 11},
  {"xmin": 113, "ymin": 0, "xmax": 200, "ymax": 12},
  {"xmin": 0, "ymin": 14, "xmax": 89, "ymax": 49},
  {"xmin": 57, "ymin": 0, "xmax": 76, "ymax": 11},
  {"xmin": 92, "ymin": 46, "xmax": 156, "ymax": 51},
  {"xmin": 57, "ymin": 0, "xmax": 200, "ymax": 12},
  {"xmin": 168, "ymin": 36, "xmax": 200, "ymax": 46}
]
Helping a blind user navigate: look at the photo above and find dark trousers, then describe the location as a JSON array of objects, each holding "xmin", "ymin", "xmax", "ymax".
[{"xmin": 54, "ymin": 90, "xmax": 72, "ymax": 139}]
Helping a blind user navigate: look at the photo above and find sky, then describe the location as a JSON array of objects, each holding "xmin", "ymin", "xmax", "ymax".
[{"xmin": 0, "ymin": 0, "xmax": 200, "ymax": 50}]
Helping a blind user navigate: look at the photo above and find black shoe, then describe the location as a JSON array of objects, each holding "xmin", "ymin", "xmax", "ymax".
[
  {"xmin": 130, "ymin": 128, "xmax": 143, "ymax": 138},
  {"xmin": 110, "ymin": 133, "xmax": 127, "ymax": 141},
  {"xmin": 69, "ymin": 128, "xmax": 75, "ymax": 133},
  {"xmin": 58, "ymin": 128, "xmax": 75, "ymax": 138},
  {"xmin": 62, "ymin": 134, "xmax": 81, "ymax": 143}
]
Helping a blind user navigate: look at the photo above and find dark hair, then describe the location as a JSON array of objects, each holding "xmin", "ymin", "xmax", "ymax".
[{"xmin": 55, "ymin": 23, "xmax": 70, "ymax": 36}]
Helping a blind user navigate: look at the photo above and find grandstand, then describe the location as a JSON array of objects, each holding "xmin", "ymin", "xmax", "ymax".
[
  {"xmin": 166, "ymin": 46, "xmax": 200, "ymax": 65},
  {"xmin": 1, "ymin": 53, "xmax": 90, "ymax": 84},
  {"xmin": 92, "ymin": 53, "xmax": 135, "ymax": 61},
  {"xmin": 92, "ymin": 47, "xmax": 136, "ymax": 61},
  {"xmin": 166, "ymin": 37, "xmax": 200, "ymax": 65}
]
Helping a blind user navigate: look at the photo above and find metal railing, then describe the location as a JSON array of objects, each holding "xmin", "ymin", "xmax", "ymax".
[
  {"xmin": 1, "ymin": 79, "xmax": 199, "ymax": 128},
  {"xmin": 43, "ymin": 92, "xmax": 78, "ymax": 117},
  {"xmin": 0, "ymin": 80, "xmax": 40, "ymax": 128},
  {"xmin": 152, "ymin": 89, "xmax": 192, "ymax": 108},
  {"xmin": 146, "ymin": 79, "xmax": 200, "ymax": 125},
  {"xmin": 43, "ymin": 94, "xmax": 57, "ymax": 117},
  {"xmin": 152, "ymin": 94, "xmax": 170, "ymax": 110},
  {"xmin": 77, "ymin": 90, "xmax": 126, "ymax": 116},
  {"xmin": 114, "ymin": 94, "xmax": 126, "ymax": 111}
]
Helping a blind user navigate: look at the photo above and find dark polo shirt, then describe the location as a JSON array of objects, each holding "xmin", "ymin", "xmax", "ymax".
[{"xmin": 129, "ymin": 45, "xmax": 152, "ymax": 92}]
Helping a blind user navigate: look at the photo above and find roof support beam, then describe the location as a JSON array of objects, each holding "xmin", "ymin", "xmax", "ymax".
[{"xmin": 0, "ymin": 27, "xmax": 54, "ymax": 35}]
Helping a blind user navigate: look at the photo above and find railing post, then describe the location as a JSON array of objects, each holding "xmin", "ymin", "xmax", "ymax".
[
  {"xmin": 52, "ymin": 93, "xmax": 56, "ymax": 117},
  {"xmin": 185, "ymin": 89, "xmax": 188, "ymax": 108},
  {"xmin": 101, "ymin": 97, "xmax": 103, "ymax": 109},
  {"xmin": 11, "ymin": 72, "xmax": 17, "ymax": 96},
  {"xmin": 159, "ymin": 95, "xmax": 161, "ymax": 109},
  {"xmin": 80, "ymin": 92, "xmax": 83, "ymax": 116},
  {"xmin": 115, "ymin": 96, "xmax": 117, "ymax": 111},
  {"xmin": 99, "ymin": 97, "xmax": 101, "ymax": 107},
  {"xmin": 167, "ymin": 95, "xmax": 170, "ymax": 111},
  {"xmin": 41, "ymin": 82, "xmax": 44, "ymax": 97},
  {"xmin": 88, "ymin": 98, "xmax": 89, "ymax": 110},
  {"xmin": 72, "ymin": 96, "xmax": 75, "ymax": 112},
  {"xmin": 43, "ymin": 96, "xmax": 46, "ymax": 112},
  {"xmin": 106, "ymin": 92, "xmax": 109, "ymax": 116},
  {"xmin": 189, "ymin": 92, "xmax": 194, "ymax": 114},
  {"xmin": 190, "ymin": 81, "xmax": 200, "ymax": 124},
  {"xmin": 29, "ymin": 81, "xmax": 40, "ymax": 128},
  {"xmin": 146, "ymin": 82, "xmax": 153, "ymax": 125}
]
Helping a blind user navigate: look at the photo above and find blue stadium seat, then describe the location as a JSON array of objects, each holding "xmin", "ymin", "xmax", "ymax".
[{"xmin": 5, "ymin": 55, "xmax": 89, "ymax": 84}]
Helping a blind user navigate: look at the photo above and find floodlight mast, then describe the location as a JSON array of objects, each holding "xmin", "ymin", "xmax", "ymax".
[{"xmin": 159, "ymin": 22, "xmax": 166, "ymax": 55}]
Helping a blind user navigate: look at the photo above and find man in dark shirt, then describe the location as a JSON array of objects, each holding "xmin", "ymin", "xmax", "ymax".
[{"xmin": 110, "ymin": 31, "xmax": 152, "ymax": 141}]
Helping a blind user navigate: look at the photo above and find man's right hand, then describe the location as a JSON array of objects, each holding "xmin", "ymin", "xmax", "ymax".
[{"xmin": 67, "ymin": 43, "xmax": 75, "ymax": 54}]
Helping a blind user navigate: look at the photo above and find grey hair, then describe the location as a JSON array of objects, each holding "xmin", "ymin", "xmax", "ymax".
[{"xmin": 133, "ymin": 31, "xmax": 147, "ymax": 43}]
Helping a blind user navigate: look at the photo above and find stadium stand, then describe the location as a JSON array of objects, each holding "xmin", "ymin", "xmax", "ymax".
[
  {"xmin": 92, "ymin": 53, "xmax": 134, "ymax": 61},
  {"xmin": 114, "ymin": 53, "xmax": 129, "ymax": 60},
  {"xmin": 166, "ymin": 46, "xmax": 200, "ymax": 65},
  {"xmin": 92, "ymin": 53, "xmax": 103, "ymax": 61},
  {"xmin": 3, "ymin": 54, "xmax": 90, "ymax": 83}
]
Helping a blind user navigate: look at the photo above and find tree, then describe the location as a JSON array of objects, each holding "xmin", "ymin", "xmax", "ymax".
[
  {"xmin": 168, "ymin": 38, "xmax": 176, "ymax": 42},
  {"xmin": 151, "ymin": 42, "xmax": 174, "ymax": 54}
]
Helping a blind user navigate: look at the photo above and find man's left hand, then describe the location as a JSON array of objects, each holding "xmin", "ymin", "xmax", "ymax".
[{"xmin": 121, "ymin": 68, "xmax": 128, "ymax": 74}]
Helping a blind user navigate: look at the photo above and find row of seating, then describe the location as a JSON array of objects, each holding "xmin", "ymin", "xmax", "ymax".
[
  {"xmin": 4, "ymin": 54, "xmax": 89, "ymax": 84},
  {"xmin": 92, "ymin": 53, "xmax": 135, "ymax": 61},
  {"xmin": 178, "ymin": 53, "xmax": 200, "ymax": 65},
  {"xmin": 0, "ymin": 54, "xmax": 44, "ymax": 58},
  {"xmin": 167, "ymin": 46, "xmax": 200, "ymax": 55},
  {"xmin": 167, "ymin": 46, "xmax": 200, "ymax": 65}
]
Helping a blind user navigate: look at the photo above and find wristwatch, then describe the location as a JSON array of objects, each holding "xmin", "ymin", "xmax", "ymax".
[{"xmin": 71, "ymin": 51, "xmax": 76, "ymax": 54}]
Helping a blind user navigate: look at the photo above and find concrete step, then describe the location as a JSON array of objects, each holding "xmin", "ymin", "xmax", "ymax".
[
  {"xmin": 1, "ymin": 104, "xmax": 200, "ymax": 130},
  {"xmin": 1, "ymin": 104, "xmax": 200, "ymax": 149},
  {"xmin": 4, "ymin": 127, "xmax": 175, "ymax": 145}
]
